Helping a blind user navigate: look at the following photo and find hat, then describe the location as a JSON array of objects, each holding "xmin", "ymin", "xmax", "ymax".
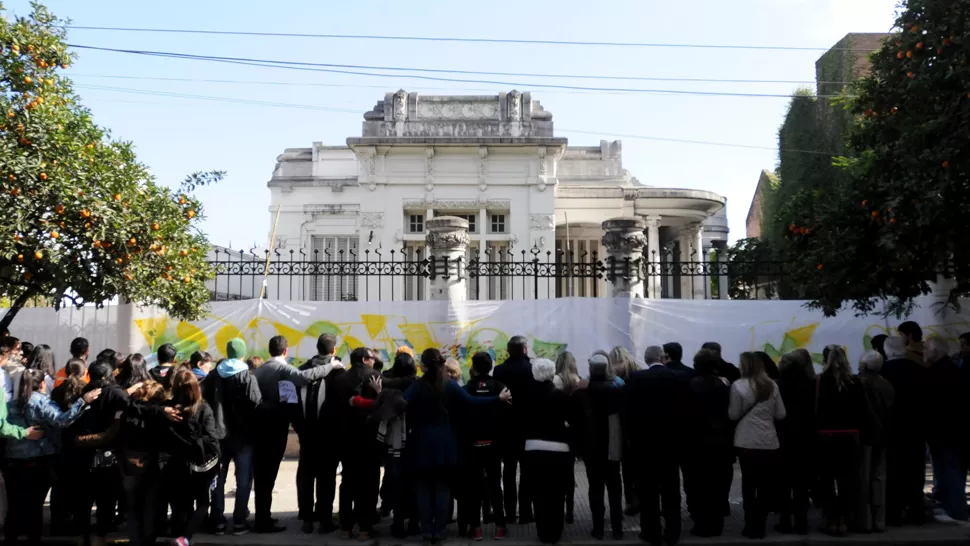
[
  {"xmin": 588, "ymin": 353, "xmax": 609, "ymax": 366},
  {"xmin": 226, "ymin": 338, "xmax": 247, "ymax": 360},
  {"xmin": 396, "ymin": 346, "xmax": 414, "ymax": 357}
]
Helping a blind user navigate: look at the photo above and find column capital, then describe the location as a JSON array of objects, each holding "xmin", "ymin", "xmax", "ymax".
[
  {"xmin": 643, "ymin": 215, "xmax": 663, "ymax": 228},
  {"xmin": 425, "ymin": 216, "xmax": 469, "ymax": 250},
  {"xmin": 601, "ymin": 217, "xmax": 647, "ymax": 254}
]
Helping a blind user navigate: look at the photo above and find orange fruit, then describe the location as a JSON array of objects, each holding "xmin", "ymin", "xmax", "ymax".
[
  {"xmin": 897, "ymin": 51, "xmax": 904, "ymax": 59},
  {"xmin": 151, "ymin": 223, "xmax": 160, "ymax": 231},
  {"xmin": 55, "ymin": 204, "xmax": 65, "ymax": 213},
  {"xmin": 816, "ymin": 264, "xmax": 823, "ymax": 270},
  {"xmin": 78, "ymin": 190, "xmax": 84, "ymax": 197},
  {"xmin": 84, "ymin": 222, "xmax": 91, "ymax": 229},
  {"xmin": 93, "ymin": 240, "xmax": 102, "ymax": 248},
  {"xmin": 179, "ymin": 196, "xmax": 187, "ymax": 205},
  {"xmin": 112, "ymin": 193, "xmax": 121, "ymax": 201},
  {"xmin": 10, "ymin": 188, "xmax": 19, "ymax": 196},
  {"xmin": 16, "ymin": 254, "xmax": 23, "ymax": 263},
  {"xmin": 916, "ymin": 42, "xmax": 924, "ymax": 50},
  {"xmin": 6, "ymin": 112, "xmax": 13, "ymax": 119},
  {"xmin": 80, "ymin": 209, "xmax": 91, "ymax": 218},
  {"xmin": 23, "ymin": 77, "xmax": 31, "ymax": 84},
  {"xmin": 871, "ymin": 211, "xmax": 880, "ymax": 218},
  {"xmin": 183, "ymin": 276, "xmax": 191, "ymax": 283},
  {"xmin": 128, "ymin": 238, "xmax": 137, "ymax": 246},
  {"xmin": 59, "ymin": 221, "xmax": 65, "ymax": 228},
  {"xmin": 50, "ymin": 231, "xmax": 59, "ymax": 239},
  {"xmin": 7, "ymin": 174, "xmax": 14, "ymax": 181},
  {"xmin": 124, "ymin": 272, "xmax": 133, "ymax": 281},
  {"xmin": 185, "ymin": 210, "xmax": 196, "ymax": 219},
  {"xmin": 911, "ymin": 25, "xmax": 919, "ymax": 33},
  {"xmin": 179, "ymin": 249, "xmax": 188, "ymax": 257},
  {"xmin": 39, "ymin": 172, "xmax": 47, "ymax": 181},
  {"xmin": 906, "ymin": 50, "xmax": 913, "ymax": 59},
  {"xmin": 907, "ymin": 71, "xmax": 914, "ymax": 78},
  {"xmin": 890, "ymin": 218, "xmax": 897, "ymax": 224},
  {"xmin": 33, "ymin": 250, "xmax": 43, "ymax": 260},
  {"xmin": 23, "ymin": 272, "xmax": 32, "ymax": 280},
  {"xmin": 116, "ymin": 257, "xmax": 124, "ymax": 265},
  {"xmin": 943, "ymin": 161, "xmax": 950, "ymax": 168}
]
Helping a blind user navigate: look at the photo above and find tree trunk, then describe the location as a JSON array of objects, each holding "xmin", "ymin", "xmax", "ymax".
[{"xmin": 0, "ymin": 290, "xmax": 36, "ymax": 335}]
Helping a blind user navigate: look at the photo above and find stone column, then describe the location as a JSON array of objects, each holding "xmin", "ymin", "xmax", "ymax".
[
  {"xmin": 426, "ymin": 216, "xmax": 469, "ymax": 302},
  {"xmin": 690, "ymin": 223, "xmax": 707, "ymax": 299},
  {"xmin": 601, "ymin": 217, "xmax": 647, "ymax": 298},
  {"xmin": 644, "ymin": 215, "xmax": 662, "ymax": 299}
]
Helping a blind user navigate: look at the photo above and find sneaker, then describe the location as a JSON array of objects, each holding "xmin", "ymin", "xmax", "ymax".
[
  {"xmin": 231, "ymin": 522, "xmax": 251, "ymax": 536},
  {"xmin": 254, "ymin": 522, "xmax": 286, "ymax": 534},
  {"xmin": 173, "ymin": 537, "xmax": 190, "ymax": 546},
  {"xmin": 470, "ymin": 528, "xmax": 483, "ymax": 541},
  {"xmin": 494, "ymin": 526, "xmax": 507, "ymax": 540},
  {"xmin": 212, "ymin": 522, "xmax": 227, "ymax": 536}
]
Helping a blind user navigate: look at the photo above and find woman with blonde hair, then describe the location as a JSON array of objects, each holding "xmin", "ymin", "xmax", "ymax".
[
  {"xmin": 608, "ymin": 347, "xmax": 637, "ymax": 383},
  {"xmin": 444, "ymin": 357, "xmax": 464, "ymax": 386},
  {"xmin": 728, "ymin": 352, "xmax": 786, "ymax": 539},
  {"xmin": 775, "ymin": 348, "xmax": 816, "ymax": 534},
  {"xmin": 607, "ymin": 346, "xmax": 638, "ymax": 516},
  {"xmin": 814, "ymin": 345, "xmax": 866, "ymax": 536},
  {"xmin": 552, "ymin": 351, "xmax": 581, "ymax": 524}
]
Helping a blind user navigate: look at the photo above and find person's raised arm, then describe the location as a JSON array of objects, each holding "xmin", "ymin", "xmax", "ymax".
[
  {"xmin": 447, "ymin": 380, "xmax": 509, "ymax": 405},
  {"xmin": 277, "ymin": 359, "xmax": 343, "ymax": 387},
  {"xmin": 35, "ymin": 388, "xmax": 100, "ymax": 428}
]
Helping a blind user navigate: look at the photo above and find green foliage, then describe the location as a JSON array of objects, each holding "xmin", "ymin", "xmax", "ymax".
[
  {"xmin": 780, "ymin": 0, "xmax": 970, "ymax": 316},
  {"xmin": 0, "ymin": 2, "xmax": 222, "ymax": 328}
]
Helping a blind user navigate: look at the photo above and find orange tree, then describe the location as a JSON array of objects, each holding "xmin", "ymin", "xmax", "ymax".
[
  {"xmin": 774, "ymin": 0, "xmax": 969, "ymax": 317},
  {"xmin": 0, "ymin": 2, "xmax": 221, "ymax": 331}
]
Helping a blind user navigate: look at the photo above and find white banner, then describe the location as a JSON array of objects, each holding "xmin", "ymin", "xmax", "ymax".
[{"xmin": 2, "ymin": 296, "xmax": 967, "ymax": 377}]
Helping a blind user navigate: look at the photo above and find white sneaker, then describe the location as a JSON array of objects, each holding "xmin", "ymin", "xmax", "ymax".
[{"xmin": 934, "ymin": 509, "xmax": 958, "ymax": 524}]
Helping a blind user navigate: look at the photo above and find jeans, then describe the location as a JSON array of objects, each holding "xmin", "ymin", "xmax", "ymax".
[
  {"xmin": 415, "ymin": 470, "xmax": 451, "ymax": 539},
  {"xmin": 211, "ymin": 440, "xmax": 254, "ymax": 526},
  {"xmin": 930, "ymin": 445, "xmax": 968, "ymax": 521},
  {"xmin": 338, "ymin": 446, "xmax": 381, "ymax": 533},
  {"xmin": 460, "ymin": 445, "xmax": 506, "ymax": 529},
  {"xmin": 171, "ymin": 466, "xmax": 217, "ymax": 540},
  {"xmin": 587, "ymin": 459, "xmax": 623, "ymax": 533},
  {"xmin": 858, "ymin": 444, "xmax": 888, "ymax": 531},
  {"xmin": 817, "ymin": 433, "xmax": 861, "ymax": 527},
  {"xmin": 122, "ymin": 467, "xmax": 161, "ymax": 546},
  {"xmin": 635, "ymin": 454, "xmax": 682, "ymax": 544},
  {"xmin": 3, "ymin": 457, "xmax": 53, "ymax": 545},
  {"xmin": 296, "ymin": 441, "xmax": 339, "ymax": 523},
  {"xmin": 74, "ymin": 465, "xmax": 120, "ymax": 538},
  {"xmin": 253, "ymin": 414, "xmax": 290, "ymax": 524},
  {"xmin": 502, "ymin": 441, "xmax": 533, "ymax": 521}
]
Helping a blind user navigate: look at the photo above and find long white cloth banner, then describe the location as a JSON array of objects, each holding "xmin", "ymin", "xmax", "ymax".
[{"xmin": 4, "ymin": 296, "xmax": 968, "ymax": 376}]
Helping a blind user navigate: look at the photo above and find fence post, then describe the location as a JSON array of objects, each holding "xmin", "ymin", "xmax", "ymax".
[
  {"xmin": 426, "ymin": 216, "xmax": 469, "ymax": 302},
  {"xmin": 601, "ymin": 217, "xmax": 647, "ymax": 299}
]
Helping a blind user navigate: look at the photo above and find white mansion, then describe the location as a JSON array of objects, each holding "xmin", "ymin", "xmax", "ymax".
[{"xmin": 218, "ymin": 91, "xmax": 729, "ymax": 302}]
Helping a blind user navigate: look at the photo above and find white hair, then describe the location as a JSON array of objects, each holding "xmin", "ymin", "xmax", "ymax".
[
  {"xmin": 531, "ymin": 358, "xmax": 556, "ymax": 383},
  {"xmin": 644, "ymin": 346, "xmax": 665, "ymax": 364},
  {"xmin": 925, "ymin": 336, "xmax": 950, "ymax": 364},
  {"xmin": 858, "ymin": 350, "xmax": 884, "ymax": 373},
  {"xmin": 883, "ymin": 336, "xmax": 908, "ymax": 360}
]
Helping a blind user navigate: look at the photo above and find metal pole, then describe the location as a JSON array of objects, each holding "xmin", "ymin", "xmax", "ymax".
[
  {"xmin": 259, "ymin": 204, "xmax": 283, "ymax": 300},
  {"xmin": 565, "ymin": 211, "xmax": 573, "ymax": 297}
]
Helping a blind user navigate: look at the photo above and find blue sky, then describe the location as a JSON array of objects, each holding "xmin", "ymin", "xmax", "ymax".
[{"xmin": 5, "ymin": 0, "xmax": 899, "ymax": 248}]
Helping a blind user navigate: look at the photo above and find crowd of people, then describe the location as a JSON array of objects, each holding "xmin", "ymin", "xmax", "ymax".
[{"xmin": 0, "ymin": 320, "xmax": 968, "ymax": 546}]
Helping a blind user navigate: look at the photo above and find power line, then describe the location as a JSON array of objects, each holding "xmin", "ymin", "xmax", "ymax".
[
  {"xmin": 62, "ymin": 25, "xmax": 877, "ymax": 52},
  {"xmin": 69, "ymin": 44, "xmax": 849, "ymax": 99},
  {"xmin": 75, "ymin": 84, "xmax": 837, "ymax": 156}
]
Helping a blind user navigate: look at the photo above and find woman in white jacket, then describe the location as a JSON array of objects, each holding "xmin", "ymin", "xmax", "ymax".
[{"xmin": 729, "ymin": 351, "xmax": 787, "ymax": 540}]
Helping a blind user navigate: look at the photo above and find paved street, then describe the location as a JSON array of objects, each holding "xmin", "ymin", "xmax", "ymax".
[{"xmin": 188, "ymin": 459, "xmax": 968, "ymax": 546}]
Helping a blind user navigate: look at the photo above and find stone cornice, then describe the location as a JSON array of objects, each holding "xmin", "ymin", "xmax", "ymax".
[{"xmin": 268, "ymin": 177, "xmax": 359, "ymax": 189}]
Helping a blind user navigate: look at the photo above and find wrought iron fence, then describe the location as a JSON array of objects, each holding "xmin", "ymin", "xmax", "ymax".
[{"xmin": 208, "ymin": 246, "xmax": 789, "ymax": 302}]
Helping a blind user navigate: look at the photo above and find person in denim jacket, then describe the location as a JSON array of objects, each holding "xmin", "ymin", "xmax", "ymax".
[{"xmin": 3, "ymin": 369, "xmax": 101, "ymax": 545}]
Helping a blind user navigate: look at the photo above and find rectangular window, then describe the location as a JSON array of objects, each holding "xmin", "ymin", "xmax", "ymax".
[
  {"xmin": 310, "ymin": 235, "xmax": 359, "ymax": 301},
  {"xmin": 460, "ymin": 214, "xmax": 477, "ymax": 233},
  {"xmin": 408, "ymin": 214, "xmax": 424, "ymax": 234},
  {"xmin": 490, "ymin": 214, "xmax": 506, "ymax": 234}
]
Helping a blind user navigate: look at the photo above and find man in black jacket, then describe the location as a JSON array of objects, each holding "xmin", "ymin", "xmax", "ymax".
[
  {"xmin": 252, "ymin": 335, "xmax": 339, "ymax": 533},
  {"xmin": 662, "ymin": 342, "xmax": 694, "ymax": 378},
  {"xmin": 492, "ymin": 335, "xmax": 534, "ymax": 523},
  {"xmin": 149, "ymin": 343, "xmax": 178, "ymax": 386},
  {"xmin": 202, "ymin": 338, "xmax": 263, "ymax": 536},
  {"xmin": 701, "ymin": 342, "xmax": 740, "ymax": 384},
  {"xmin": 459, "ymin": 352, "xmax": 508, "ymax": 540},
  {"xmin": 292, "ymin": 333, "xmax": 341, "ymax": 534},
  {"xmin": 624, "ymin": 345, "xmax": 690, "ymax": 546},
  {"xmin": 332, "ymin": 347, "xmax": 381, "ymax": 539}
]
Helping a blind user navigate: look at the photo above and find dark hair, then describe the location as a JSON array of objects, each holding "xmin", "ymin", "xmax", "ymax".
[
  {"xmin": 870, "ymin": 334, "xmax": 888, "ymax": 359},
  {"xmin": 755, "ymin": 351, "xmax": 780, "ymax": 380},
  {"xmin": 317, "ymin": 334, "xmax": 337, "ymax": 356},
  {"xmin": 88, "ymin": 359, "xmax": 115, "ymax": 385},
  {"xmin": 269, "ymin": 335, "xmax": 288, "ymax": 358},
  {"xmin": 27, "ymin": 344, "xmax": 55, "ymax": 377},
  {"xmin": 350, "ymin": 347, "xmax": 372, "ymax": 368},
  {"xmin": 701, "ymin": 341, "xmax": 722, "ymax": 355},
  {"xmin": 96, "ymin": 348, "xmax": 116, "ymax": 363},
  {"xmin": 959, "ymin": 332, "xmax": 970, "ymax": 346},
  {"xmin": 57, "ymin": 359, "xmax": 88, "ymax": 409},
  {"xmin": 118, "ymin": 353, "xmax": 151, "ymax": 388},
  {"xmin": 70, "ymin": 337, "xmax": 90, "ymax": 359},
  {"xmin": 663, "ymin": 342, "xmax": 683, "ymax": 363},
  {"xmin": 18, "ymin": 368, "xmax": 46, "ymax": 406},
  {"xmin": 693, "ymin": 349, "xmax": 720, "ymax": 376},
  {"xmin": 898, "ymin": 321, "xmax": 923, "ymax": 343},
  {"xmin": 190, "ymin": 351, "xmax": 212, "ymax": 370},
  {"xmin": 19, "ymin": 341, "xmax": 33, "ymax": 357},
  {"xmin": 373, "ymin": 351, "xmax": 384, "ymax": 373},
  {"xmin": 420, "ymin": 348, "xmax": 447, "ymax": 391},
  {"xmin": 157, "ymin": 344, "xmax": 177, "ymax": 365},
  {"xmin": 471, "ymin": 351, "xmax": 493, "ymax": 377},
  {"xmin": 0, "ymin": 336, "xmax": 20, "ymax": 356},
  {"xmin": 246, "ymin": 356, "xmax": 264, "ymax": 370},
  {"xmin": 170, "ymin": 367, "xmax": 203, "ymax": 416},
  {"xmin": 389, "ymin": 352, "xmax": 416, "ymax": 378},
  {"xmin": 507, "ymin": 336, "xmax": 528, "ymax": 358}
]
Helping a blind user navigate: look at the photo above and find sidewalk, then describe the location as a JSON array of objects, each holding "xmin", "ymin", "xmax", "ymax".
[
  {"xmin": 20, "ymin": 459, "xmax": 970, "ymax": 546},
  {"xmin": 161, "ymin": 459, "xmax": 970, "ymax": 545}
]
